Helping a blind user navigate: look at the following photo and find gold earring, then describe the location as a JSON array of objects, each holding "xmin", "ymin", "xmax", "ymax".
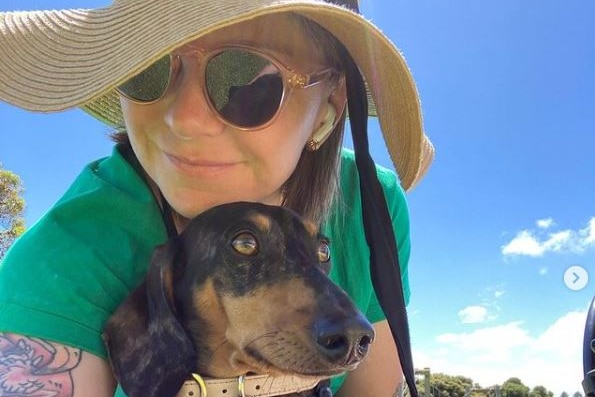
[
  {"xmin": 306, "ymin": 105, "xmax": 337, "ymax": 152},
  {"xmin": 306, "ymin": 139, "xmax": 321, "ymax": 152}
]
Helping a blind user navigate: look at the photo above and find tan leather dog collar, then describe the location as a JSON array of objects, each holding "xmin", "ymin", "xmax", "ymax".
[{"xmin": 176, "ymin": 373, "xmax": 322, "ymax": 397}]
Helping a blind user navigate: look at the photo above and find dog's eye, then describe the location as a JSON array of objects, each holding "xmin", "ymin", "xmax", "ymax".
[
  {"xmin": 232, "ymin": 232, "xmax": 258, "ymax": 256},
  {"xmin": 317, "ymin": 240, "xmax": 331, "ymax": 263}
]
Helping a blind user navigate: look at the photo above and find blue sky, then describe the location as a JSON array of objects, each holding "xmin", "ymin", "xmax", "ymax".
[{"xmin": 1, "ymin": 1, "xmax": 594, "ymax": 395}]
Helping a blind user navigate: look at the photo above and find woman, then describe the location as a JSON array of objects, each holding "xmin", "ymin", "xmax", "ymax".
[{"xmin": 0, "ymin": 1, "xmax": 433, "ymax": 396}]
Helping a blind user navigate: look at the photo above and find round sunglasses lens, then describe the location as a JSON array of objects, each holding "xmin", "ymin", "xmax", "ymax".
[
  {"xmin": 206, "ymin": 50, "xmax": 284, "ymax": 128},
  {"xmin": 118, "ymin": 55, "xmax": 171, "ymax": 102}
]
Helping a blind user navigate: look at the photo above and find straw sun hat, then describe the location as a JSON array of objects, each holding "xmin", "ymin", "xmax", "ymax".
[{"xmin": 0, "ymin": 0, "xmax": 434, "ymax": 190}]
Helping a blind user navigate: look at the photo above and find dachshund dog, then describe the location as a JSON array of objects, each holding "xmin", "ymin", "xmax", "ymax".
[{"xmin": 103, "ymin": 202, "xmax": 374, "ymax": 397}]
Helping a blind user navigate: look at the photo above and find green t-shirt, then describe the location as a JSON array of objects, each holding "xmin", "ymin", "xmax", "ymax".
[{"xmin": 0, "ymin": 145, "xmax": 411, "ymax": 395}]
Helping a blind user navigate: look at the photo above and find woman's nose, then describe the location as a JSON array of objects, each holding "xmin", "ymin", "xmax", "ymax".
[{"xmin": 164, "ymin": 62, "xmax": 225, "ymax": 139}]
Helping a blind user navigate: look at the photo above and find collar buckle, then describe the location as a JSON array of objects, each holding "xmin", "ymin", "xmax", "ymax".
[{"xmin": 179, "ymin": 373, "xmax": 322, "ymax": 397}]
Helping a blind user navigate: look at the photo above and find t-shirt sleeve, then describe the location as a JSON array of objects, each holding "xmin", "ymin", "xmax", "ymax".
[{"xmin": 0, "ymin": 148, "xmax": 166, "ymax": 358}]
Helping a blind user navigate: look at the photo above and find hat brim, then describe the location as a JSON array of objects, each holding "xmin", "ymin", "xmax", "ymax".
[{"xmin": 0, "ymin": 0, "xmax": 433, "ymax": 190}]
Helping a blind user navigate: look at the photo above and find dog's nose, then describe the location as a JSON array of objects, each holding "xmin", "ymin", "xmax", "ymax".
[{"xmin": 314, "ymin": 315, "xmax": 375, "ymax": 366}]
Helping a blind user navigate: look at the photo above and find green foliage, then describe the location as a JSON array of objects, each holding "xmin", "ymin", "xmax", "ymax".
[
  {"xmin": 529, "ymin": 386, "xmax": 553, "ymax": 397},
  {"xmin": 416, "ymin": 372, "xmax": 474, "ymax": 397},
  {"xmin": 413, "ymin": 371, "xmax": 555, "ymax": 397},
  {"xmin": 501, "ymin": 378, "xmax": 530, "ymax": 397},
  {"xmin": 0, "ymin": 164, "xmax": 25, "ymax": 260}
]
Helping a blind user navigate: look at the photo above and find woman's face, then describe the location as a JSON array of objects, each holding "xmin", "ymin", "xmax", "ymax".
[{"xmin": 120, "ymin": 14, "xmax": 336, "ymax": 220}]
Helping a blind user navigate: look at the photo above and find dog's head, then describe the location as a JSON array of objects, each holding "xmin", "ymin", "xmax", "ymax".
[{"xmin": 103, "ymin": 202, "xmax": 374, "ymax": 397}]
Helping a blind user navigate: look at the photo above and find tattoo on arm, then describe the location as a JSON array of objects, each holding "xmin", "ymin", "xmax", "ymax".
[
  {"xmin": 0, "ymin": 332, "xmax": 82, "ymax": 396},
  {"xmin": 392, "ymin": 381, "xmax": 405, "ymax": 397}
]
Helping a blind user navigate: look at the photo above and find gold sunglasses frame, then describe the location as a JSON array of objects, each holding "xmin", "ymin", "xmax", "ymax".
[{"xmin": 117, "ymin": 44, "xmax": 340, "ymax": 131}]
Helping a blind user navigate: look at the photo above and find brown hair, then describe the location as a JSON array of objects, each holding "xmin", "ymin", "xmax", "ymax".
[
  {"xmin": 112, "ymin": 13, "xmax": 347, "ymax": 225},
  {"xmin": 279, "ymin": 13, "xmax": 346, "ymax": 225}
]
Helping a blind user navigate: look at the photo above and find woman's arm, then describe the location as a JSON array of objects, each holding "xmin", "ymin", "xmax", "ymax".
[
  {"xmin": 335, "ymin": 320, "xmax": 403, "ymax": 397},
  {"xmin": 0, "ymin": 332, "xmax": 116, "ymax": 397}
]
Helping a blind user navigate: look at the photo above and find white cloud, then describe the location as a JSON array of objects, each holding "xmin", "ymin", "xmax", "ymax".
[
  {"xmin": 459, "ymin": 306, "xmax": 489, "ymax": 324},
  {"xmin": 436, "ymin": 321, "xmax": 532, "ymax": 355},
  {"xmin": 543, "ymin": 230, "xmax": 573, "ymax": 252},
  {"xmin": 537, "ymin": 218, "xmax": 554, "ymax": 229},
  {"xmin": 502, "ymin": 217, "xmax": 595, "ymax": 257},
  {"xmin": 581, "ymin": 218, "xmax": 595, "ymax": 244},
  {"xmin": 502, "ymin": 230, "xmax": 545, "ymax": 256},
  {"xmin": 472, "ymin": 285, "xmax": 505, "ymax": 322},
  {"xmin": 413, "ymin": 311, "xmax": 586, "ymax": 395}
]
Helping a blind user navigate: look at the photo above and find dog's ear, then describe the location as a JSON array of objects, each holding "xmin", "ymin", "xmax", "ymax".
[{"xmin": 103, "ymin": 240, "xmax": 196, "ymax": 397}]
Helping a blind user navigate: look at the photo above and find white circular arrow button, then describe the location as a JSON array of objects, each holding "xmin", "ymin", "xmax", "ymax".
[{"xmin": 564, "ymin": 265, "xmax": 588, "ymax": 291}]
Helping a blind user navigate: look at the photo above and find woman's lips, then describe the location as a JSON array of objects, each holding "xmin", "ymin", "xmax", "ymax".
[{"xmin": 165, "ymin": 152, "xmax": 241, "ymax": 176}]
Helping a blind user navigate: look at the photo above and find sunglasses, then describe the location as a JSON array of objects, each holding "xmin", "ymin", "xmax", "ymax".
[{"xmin": 117, "ymin": 45, "xmax": 340, "ymax": 130}]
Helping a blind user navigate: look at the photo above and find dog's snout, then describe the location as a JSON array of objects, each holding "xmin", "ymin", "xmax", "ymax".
[{"xmin": 314, "ymin": 316, "xmax": 375, "ymax": 366}]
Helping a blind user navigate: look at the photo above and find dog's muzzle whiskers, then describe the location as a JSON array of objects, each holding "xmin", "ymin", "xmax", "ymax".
[{"xmin": 245, "ymin": 333, "xmax": 341, "ymax": 376}]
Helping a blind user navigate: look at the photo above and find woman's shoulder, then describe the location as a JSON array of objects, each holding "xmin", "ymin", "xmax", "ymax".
[
  {"xmin": 3, "ymin": 145, "xmax": 166, "ymax": 277},
  {"xmin": 57, "ymin": 144, "xmax": 154, "ymax": 205},
  {"xmin": 332, "ymin": 148, "xmax": 409, "ymax": 248},
  {"xmin": 339, "ymin": 148, "xmax": 406, "ymax": 202},
  {"xmin": 39, "ymin": 146, "xmax": 161, "ymax": 230}
]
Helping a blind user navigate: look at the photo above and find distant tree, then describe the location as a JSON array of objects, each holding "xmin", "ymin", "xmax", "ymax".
[
  {"xmin": 0, "ymin": 164, "xmax": 25, "ymax": 260},
  {"xmin": 529, "ymin": 385, "xmax": 553, "ymax": 397},
  {"xmin": 501, "ymin": 378, "xmax": 530, "ymax": 397},
  {"xmin": 560, "ymin": 392, "xmax": 569, "ymax": 397},
  {"xmin": 417, "ymin": 373, "xmax": 474, "ymax": 397},
  {"xmin": 573, "ymin": 392, "xmax": 583, "ymax": 397}
]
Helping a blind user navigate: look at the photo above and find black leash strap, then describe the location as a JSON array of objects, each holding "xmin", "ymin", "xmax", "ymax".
[
  {"xmin": 342, "ymin": 35, "xmax": 419, "ymax": 397},
  {"xmin": 583, "ymin": 296, "xmax": 595, "ymax": 396}
]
